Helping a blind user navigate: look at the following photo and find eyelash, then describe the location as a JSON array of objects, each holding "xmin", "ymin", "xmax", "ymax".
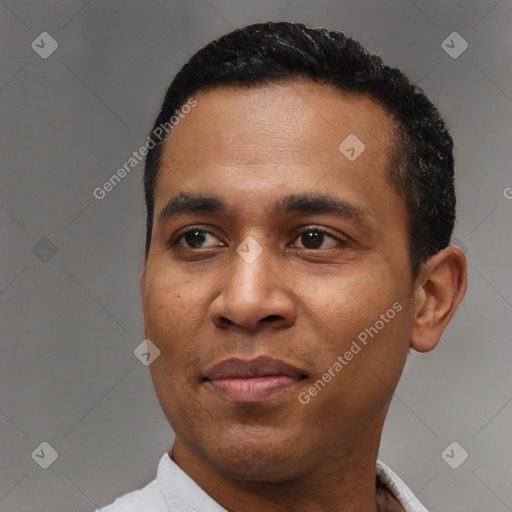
[{"xmin": 169, "ymin": 225, "xmax": 347, "ymax": 249}]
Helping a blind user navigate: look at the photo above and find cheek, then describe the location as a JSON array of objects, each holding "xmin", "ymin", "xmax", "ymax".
[
  {"xmin": 302, "ymin": 269, "xmax": 412, "ymax": 397},
  {"xmin": 142, "ymin": 268, "xmax": 203, "ymax": 354},
  {"xmin": 305, "ymin": 270, "xmax": 399, "ymax": 341},
  {"xmin": 143, "ymin": 272, "xmax": 206, "ymax": 408}
]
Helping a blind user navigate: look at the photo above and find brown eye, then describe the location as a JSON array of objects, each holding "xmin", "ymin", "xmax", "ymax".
[
  {"xmin": 183, "ymin": 230, "xmax": 207, "ymax": 248},
  {"xmin": 301, "ymin": 230, "xmax": 325, "ymax": 249},
  {"xmin": 174, "ymin": 228, "xmax": 222, "ymax": 249},
  {"xmin": 292, "ymin": 227, "xmax": 343, "ymax": 250}
]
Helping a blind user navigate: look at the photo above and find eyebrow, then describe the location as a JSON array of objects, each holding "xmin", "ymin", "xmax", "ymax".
[
  {"xmin": 158, "ymin": 192, "xmax": 372, "ymax": 225},
  {"xmin": 274, "ymin": 193, "xmax": 370, "ymax": 222},
  {"xmin": 158, "ymin": 193, "xmax": 224, "ymax": 221}
]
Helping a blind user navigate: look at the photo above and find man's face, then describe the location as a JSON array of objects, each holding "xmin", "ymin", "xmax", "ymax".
[{"xmin": 141, "ymin": 81, "xmax": 415, "ymax": 481}]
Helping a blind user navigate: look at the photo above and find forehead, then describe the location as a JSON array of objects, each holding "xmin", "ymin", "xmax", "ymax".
[
  {"xmin": 154, "ymin": 81, "xmax": 401, "ymax": 221},
  {"xmin": 162, "ymin": 80, "xmax": 394, "ymax": 167}
]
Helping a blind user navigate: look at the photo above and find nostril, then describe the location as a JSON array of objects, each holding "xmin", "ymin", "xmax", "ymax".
[{"xmin": 261, "ymin": 315, "xmax": 282, "ymax": 323}]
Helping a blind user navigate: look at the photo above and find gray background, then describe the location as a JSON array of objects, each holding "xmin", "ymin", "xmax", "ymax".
[{"xmin": 1, "ymin": 0, "xmax": 511, "ymax": 511}]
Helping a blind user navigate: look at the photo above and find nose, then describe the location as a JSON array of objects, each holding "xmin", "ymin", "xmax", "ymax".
[{"xmin": 209, "ymin": 242, "xmax": 296, "ymax": 331}]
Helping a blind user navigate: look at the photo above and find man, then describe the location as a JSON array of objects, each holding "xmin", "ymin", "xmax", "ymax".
[{"xmin": 97, "ymin": 21, "xmax": 467, "ymax": 512}]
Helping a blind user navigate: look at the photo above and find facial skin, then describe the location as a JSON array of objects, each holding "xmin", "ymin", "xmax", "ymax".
[{"xmin": 140, "ymin": 81, "xmax": 467, "ymax": 512}]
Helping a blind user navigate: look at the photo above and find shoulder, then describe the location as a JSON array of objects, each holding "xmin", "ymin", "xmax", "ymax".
[{"xmin": 95, "ymin": 478, "xmax": 167, "ymax": 512}]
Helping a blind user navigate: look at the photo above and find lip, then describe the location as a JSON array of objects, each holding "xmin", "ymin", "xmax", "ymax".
[{"xmin": 204, "ymin": 356, "xmax": 307, "ymax": 403}]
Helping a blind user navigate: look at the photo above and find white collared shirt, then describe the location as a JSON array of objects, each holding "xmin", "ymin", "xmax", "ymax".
[{"xmin": 96, "ymin": 453, "xmax": 428, "ymax": 512}]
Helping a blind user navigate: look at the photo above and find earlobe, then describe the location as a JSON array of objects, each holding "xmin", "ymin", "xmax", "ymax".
[{"xmin": 410, "ymin": 247, "xmax": 467, "ymax": 353}]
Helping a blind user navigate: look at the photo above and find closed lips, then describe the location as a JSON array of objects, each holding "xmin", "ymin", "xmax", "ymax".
[
  {"xmin": 204, "ymin": 356, "xmax": 307, "ymax": 381},
  {"xmin": 203, "ymin": 356, "xmax": 308, "ymax": 402}
]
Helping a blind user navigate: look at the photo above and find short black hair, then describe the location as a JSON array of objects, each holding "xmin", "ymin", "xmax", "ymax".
[{"xmin": 143, "ymin": 21, "xmax": 455, "ymax": 277}]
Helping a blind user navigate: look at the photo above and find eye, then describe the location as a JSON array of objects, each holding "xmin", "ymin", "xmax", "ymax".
[
  {"xmin": 291, "ymin": 227, "xmax": 344, "ymax": 250},
  {"xmin": 173, "ymin": 228, "xmax": 223, "ymax": 249}
]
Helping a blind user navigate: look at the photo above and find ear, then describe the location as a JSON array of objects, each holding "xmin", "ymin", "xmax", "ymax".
[{"xmin": 410, "ymin": 247, "xmax": 467, "ymax": 353}]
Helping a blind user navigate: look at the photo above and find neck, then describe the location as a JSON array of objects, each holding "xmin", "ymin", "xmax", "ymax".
[{"xmin": 170, "ymin": 431, "xmax": 391, "ymax": 512}]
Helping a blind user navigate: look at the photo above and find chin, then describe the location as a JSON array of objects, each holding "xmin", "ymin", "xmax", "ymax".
[
  {"xmin": 207, "ymin": 448, "xmax": 301, "ymax": 482},
  {"xmin": 190, "ymin": 423, "xmax": 307, "ymax": 482}
]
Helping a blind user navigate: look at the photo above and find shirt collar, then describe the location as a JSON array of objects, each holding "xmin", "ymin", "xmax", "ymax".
[
  {"xmin": 376, "ymin": 460, "xmax": 429, "ymax": 512},
  {"xmin": 156, "ymin": 453, "xmax": 428, "ymax": 512},
  {"xmin": 157, "ymin": 452, "xmax": 227, "ymax": 512}
]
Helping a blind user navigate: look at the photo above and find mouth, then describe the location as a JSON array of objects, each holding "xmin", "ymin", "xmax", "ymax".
[{"xmin": 203, "ymin": 356, "xmax": 308, "ymax": 403}]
